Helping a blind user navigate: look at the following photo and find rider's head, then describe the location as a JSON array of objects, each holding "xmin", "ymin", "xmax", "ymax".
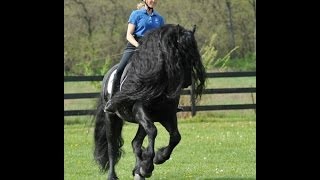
[{"xmin": 141, "ymin": 0, "xmax": 158, "ymax": 9}]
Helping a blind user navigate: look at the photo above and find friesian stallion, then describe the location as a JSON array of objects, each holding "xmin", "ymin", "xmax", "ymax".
[{"xmin": 94, "ymin": 24, "xmax": 206, "ymax": 180}]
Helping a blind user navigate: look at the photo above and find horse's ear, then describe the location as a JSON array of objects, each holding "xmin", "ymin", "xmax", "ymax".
[{"xmin": 192, "ymin": 25, "xmax": 197, "ymax": 34}]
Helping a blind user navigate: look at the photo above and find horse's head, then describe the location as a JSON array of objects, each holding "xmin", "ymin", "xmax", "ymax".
[
  {"xmin": 174, "ymin": 24, "xmax": 206, "ymax": 101},
  {"xmin": 176, "ymin": 24, "xmax": 196, "ymax": 46}
]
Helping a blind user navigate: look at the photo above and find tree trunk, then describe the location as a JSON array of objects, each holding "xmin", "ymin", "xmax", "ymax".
[
  {"xmin": 225, "ymin": 0, "xmax": 236, "ymax": 58},
  {"xmin": 249, "ymin": 0, "xmax": 256, "ymax": 53}
]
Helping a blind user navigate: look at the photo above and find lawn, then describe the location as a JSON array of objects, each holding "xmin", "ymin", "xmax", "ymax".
[
  {"xmin": 64, "ymin": 73, "xmax": 256, "ymax": 179},
  {"xmin": 64, "ymin": 114, "xmax": 256, "ymax": 180}
]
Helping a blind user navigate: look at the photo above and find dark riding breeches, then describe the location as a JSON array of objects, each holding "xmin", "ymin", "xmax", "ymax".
[{"xmin": 114, "ymin": 43, "xmax": 136, "ymax": 85}]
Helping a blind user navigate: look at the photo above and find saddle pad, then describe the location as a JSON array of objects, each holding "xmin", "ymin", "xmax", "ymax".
[{"xmin": 107, "ymin": 69, "xmax": 117, "ymax": 94}]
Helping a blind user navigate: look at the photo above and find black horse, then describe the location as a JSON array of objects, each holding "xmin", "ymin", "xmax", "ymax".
[{"xmin": 94, "ymin": 24, "xmax": 206, "ymax": 180}]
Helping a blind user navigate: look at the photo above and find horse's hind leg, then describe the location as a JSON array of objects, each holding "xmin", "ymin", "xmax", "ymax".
[
  {"xmin": 154, "ymin": 116, "xmax": 181, "ymax": 165},
  {"xmin": 132, "ymin": 102, "xmax": 157, "ymax": 178},
  {"xmin": 131, "ymin": 125, "xmax": 146, "ymax": 179}
]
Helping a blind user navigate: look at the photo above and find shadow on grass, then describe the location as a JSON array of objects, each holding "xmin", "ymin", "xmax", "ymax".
[{"xmin": 214, "ymin": 178, "xmax": 255, "ymax": 180}]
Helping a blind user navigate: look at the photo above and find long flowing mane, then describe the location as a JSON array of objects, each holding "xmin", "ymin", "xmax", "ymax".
[{"xmin": 112, "ymin": 24, "xmax": 206, "ymax": 105}]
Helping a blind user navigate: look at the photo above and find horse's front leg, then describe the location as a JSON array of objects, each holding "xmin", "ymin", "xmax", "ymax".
[
  {"xmin": 131, "ymin": 125, "xmax": 146, "ymax": 180},
  {"xmin": 153, "ymin": 116, "xmax": 181, "ymax": 165},
  {"xmin": 133, "ymin": 102, "xmax": 157, "ymax": 178}
]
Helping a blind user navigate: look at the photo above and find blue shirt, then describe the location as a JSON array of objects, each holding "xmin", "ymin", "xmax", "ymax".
[{"xmin": 128, "ymin": 9, "xmax": 165, "ymax": 37}]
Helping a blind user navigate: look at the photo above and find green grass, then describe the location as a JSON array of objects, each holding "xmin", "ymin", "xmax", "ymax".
[{"xmin": 64, "ymin": 115, "xmax": 256, "ymax": 179}]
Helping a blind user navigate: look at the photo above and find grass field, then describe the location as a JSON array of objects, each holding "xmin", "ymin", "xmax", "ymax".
[
  {"xmin": 64, "ymin": 73, "xmax": 256, "ymax": 179},
  {"xmin": 64, "ymin": 114, "xmax": 256, "ymax": 180}
]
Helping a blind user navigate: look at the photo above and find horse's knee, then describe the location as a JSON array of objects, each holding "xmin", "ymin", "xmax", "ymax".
[
  {"xmin": 132, "ymin": 140, "xmax": 142, "ymax": 155},
  {"xmin": 141, "ymin": 123, "xmax": 157, "ymax": 139},
  {"xmin": 147, "ymin": 126, "xmax": 157, "ymax": 139}
]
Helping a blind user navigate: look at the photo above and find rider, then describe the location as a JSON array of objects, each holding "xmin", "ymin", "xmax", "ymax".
[{"xmin": 105, "ymin": 0, "xmax": 183, "ymax": 113}]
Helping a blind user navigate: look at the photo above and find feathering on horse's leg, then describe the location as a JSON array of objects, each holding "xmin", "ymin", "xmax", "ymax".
[{"xmin": 131, "ymin": 125, "xmax": 147, "ymax": 177}]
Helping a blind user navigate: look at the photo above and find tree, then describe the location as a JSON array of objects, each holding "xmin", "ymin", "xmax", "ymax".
[
  {"xmin": 225, "ymin": 0, "xmax": 236, "ymax": 58},
  {"xmin": 64, "ymin": 0, "xmax": 256, "ymax": 74}
]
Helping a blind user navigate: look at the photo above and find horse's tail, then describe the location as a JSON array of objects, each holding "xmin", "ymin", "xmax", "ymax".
[{"xmin": 93, "ymin": 93, "xmax": 124, "ymax": 172}]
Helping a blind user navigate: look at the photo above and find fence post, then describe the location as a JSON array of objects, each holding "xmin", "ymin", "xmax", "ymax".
[{"xmin": 190, "ymin": 77, "xmax": 196, "ymax": 116}]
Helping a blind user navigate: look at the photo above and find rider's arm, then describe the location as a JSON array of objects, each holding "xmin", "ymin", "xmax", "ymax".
[{"xmin": 126, "ymin": 23, "xmax": 139, "ymax": 47}]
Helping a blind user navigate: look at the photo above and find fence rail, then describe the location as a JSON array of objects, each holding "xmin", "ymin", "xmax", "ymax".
[{"xmin": 64, "ymin": 71, "xmax": 256, "ymax": 116}]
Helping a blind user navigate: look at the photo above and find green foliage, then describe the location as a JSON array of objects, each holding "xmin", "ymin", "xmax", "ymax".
[
  {"xmin": 212, "ymin": 46, "xmax": 239, "ymax": 71},
  {"xmin": 199, "ymin": 29, "xmax": 256, "ymax": 71},
  {"xmin": 222, "ymin": 52, "xmax": 256, "ymax": 71},
  {"xmin": 200, "ymin": 33, "xmax": 218, "ymax": 69},
  {"xmin": 92, "ymin": 56, "xmax": 114, "ymax": 89},
  {"xmin": 65, "ymin": 0, "xmax": 256, "ymax": 75},
  {"xmin": 97, "ymin": 56, "xmax": 113, "ymax": 75}
]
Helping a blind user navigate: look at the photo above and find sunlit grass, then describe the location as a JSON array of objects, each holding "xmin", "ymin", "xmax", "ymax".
[{"xmin": 64, "ymin": 115, "xmax": 255, "ymax": 180}]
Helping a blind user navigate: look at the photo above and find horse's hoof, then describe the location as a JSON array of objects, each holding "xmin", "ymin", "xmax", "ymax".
[
  {"xmin": 134, "ymin": 174, "xmax": 145, "ymax": 180},
  {"xmin": 139, "ymin": 167, "xmax": 152, "ymax": 178},
  {"xmin": 153, "ymin": 153, "xmax": 168, "ymax": 164}
]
